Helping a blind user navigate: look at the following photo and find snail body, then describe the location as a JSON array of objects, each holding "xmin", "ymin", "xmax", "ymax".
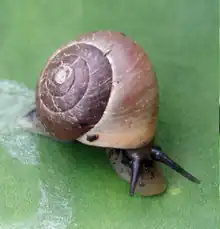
[{"xmin": 22, "ymin": 30, "xmax": 200, "ymax": 196}]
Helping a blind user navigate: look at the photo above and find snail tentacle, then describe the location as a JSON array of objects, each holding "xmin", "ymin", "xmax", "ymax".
[
  {"xmin": 116, "ymin": 144, "xmax": 200, "ymax": 196},
  {"xmin": 130, "ymin": 158, "xmax": 141, "ymax": 196},
  {"xmin": 150, "ymin": 147, "xmax": 201, "ymax": 184}
]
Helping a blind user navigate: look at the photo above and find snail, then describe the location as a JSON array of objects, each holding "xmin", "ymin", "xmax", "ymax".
[{"xmin": 20, "ymin": 30, "xmax": 200, "ymax": 196}]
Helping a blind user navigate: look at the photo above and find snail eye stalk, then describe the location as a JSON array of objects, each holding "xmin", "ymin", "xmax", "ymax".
[{"xmin": 150, "ymin": 147, "xmax": 201, "ymax": 184}]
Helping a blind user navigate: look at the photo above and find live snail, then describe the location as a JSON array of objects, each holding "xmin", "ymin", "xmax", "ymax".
[{"xmin": 20, "ymin": 30, "xmax": 200, "ymax": 196}]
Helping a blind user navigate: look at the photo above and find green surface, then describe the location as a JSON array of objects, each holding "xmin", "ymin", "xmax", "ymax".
[{"xmin": 0, "ymin": 0, "xmax": 218, "ymax": 229}]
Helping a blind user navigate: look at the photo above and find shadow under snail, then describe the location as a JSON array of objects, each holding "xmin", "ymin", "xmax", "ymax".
[{"xmin": 20, "ymin": 30, "xmax": 200, "ymax": 196}]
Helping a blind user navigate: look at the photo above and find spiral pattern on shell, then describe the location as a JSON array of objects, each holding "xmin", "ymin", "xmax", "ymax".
[
  {"xmin": 36, "ymin": 40, "xmax": 113, "ymax": 140},
  {"xmin": 36, "ymin": 30, "xmax": 158, "ymax": 148}
]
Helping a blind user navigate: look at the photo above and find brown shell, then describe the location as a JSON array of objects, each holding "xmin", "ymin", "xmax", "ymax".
[{"xmin": 36, "ymin": 30, "xmax": 158, "ymax": 149}]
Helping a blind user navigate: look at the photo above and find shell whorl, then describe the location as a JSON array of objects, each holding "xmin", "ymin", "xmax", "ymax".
[{"xmin": 36, "ymin": 41, "xmax": 113, "ymax": 140}]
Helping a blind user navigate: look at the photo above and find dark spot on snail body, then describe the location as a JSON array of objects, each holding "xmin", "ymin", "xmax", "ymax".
[{"xmin": 86, "ymin": 134, "xmax": 99, "ymax": 142}]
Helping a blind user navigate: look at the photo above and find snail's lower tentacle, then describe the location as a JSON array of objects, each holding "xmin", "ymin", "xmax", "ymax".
[
  {"xmin": 150, "ymin": 147, "xmax": 201, "ymax": 184},
  {"xmin": 121, "ymin": 149, "xmax": 155, "ymax": 196},
  {"xmin": 130, "ymin": 158, "xmax": 141, "ymax": 196}
]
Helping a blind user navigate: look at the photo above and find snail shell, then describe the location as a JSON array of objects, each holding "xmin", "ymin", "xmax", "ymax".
[{"xmin": 36, "ymin": 30, "xmax": 158, "ymax": 149}]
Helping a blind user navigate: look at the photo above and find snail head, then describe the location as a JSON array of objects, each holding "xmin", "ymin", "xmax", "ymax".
[{"xmin": 118, "ymin": 145, "xmax": 201, "ymax": 196}]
